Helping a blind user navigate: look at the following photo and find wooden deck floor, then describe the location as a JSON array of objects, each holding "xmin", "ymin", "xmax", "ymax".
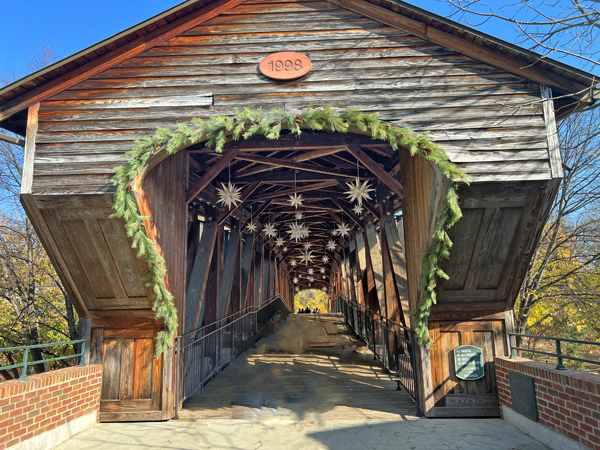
[{"xmin": 180, "ymin": 314, "xmax": 418, "ymax": 421}]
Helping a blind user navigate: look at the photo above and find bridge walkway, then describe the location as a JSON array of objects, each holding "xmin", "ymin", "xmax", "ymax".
[
  {"xmin": 180, "ymin": 313, "xmax": 417, "ymax": 421},
  {"xmin": 54, "ymin": 314, "xmax": 549, "ymax": 450}
]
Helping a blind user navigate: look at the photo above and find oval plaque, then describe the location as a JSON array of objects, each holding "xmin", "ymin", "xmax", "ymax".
[
  {"xmin": 259, "ymin": 52, "xmax": 311, "ymax": 80},
  {"xmin": 454, "ymin": 345, "xmax": 485, "ymax": 380}
]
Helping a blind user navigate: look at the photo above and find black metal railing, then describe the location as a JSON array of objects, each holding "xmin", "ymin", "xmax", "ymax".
[
  {"xmin": 174, "ymin": 294, "xmax": 290, "ymax": 418},
  {"xmin": 332, "ymin": 295, "xmax": 421, "ymax": 416},
  {"xmin": 510, "ymin": 333, "xmax": 600, "ymax": 371}
]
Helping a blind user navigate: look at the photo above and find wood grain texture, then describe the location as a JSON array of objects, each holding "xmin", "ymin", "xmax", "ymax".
[
  {"xmin": 21, "ymin": 104, "xmax": 39, "ymax": 195},
  {"xmin": 32, "ymin": 0, "xmax": 551, "ymax": 195}
]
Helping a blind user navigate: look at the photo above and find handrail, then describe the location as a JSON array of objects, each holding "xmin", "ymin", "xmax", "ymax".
[
  {"xmin": 509, "ymin": 333, "xmax": 600, "ymax": 371},
  {"xmin": 0, "ymin": 339, "xmax": 87, "ymax": 381},
  {"xmin": 174, "ymin": 294, "xmax": 290, "ymax": 419},
  {"xmin": 333, "ymin": 295, "xmax": 421, "ymax": 416},
  {"xmin": 181, "ymin": 294, "xmax": 285, "ymax": 338},
  {"xmin": 342, "ymin": 296, "xmax": 414, "ymax": 334}
]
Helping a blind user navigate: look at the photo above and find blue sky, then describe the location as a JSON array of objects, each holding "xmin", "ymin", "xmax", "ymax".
[{"xmin": 0, "ymin": 0, "xmax": 595, "ymax": 80}]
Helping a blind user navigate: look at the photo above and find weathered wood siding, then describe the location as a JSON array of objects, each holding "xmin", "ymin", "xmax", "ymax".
[{"xmin": 32, "ymin": 0, "xmax": 549, "ymax": 196}]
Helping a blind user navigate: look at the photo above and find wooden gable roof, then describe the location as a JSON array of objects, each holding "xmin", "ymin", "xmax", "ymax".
[{"xmin": 0, "ymin": 0, "xmax": 597, "ymax": 135}]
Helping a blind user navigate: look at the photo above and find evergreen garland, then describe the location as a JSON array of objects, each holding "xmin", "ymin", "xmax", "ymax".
[{"xmin": 111, "ymin": 105, "xmax": 469, "ymax": 356}]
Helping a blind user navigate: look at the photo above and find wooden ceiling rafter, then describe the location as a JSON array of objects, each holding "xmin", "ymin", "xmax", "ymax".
[{"xmin": 186, "ymin": 134, "xmax": 407, "ymax": 273}]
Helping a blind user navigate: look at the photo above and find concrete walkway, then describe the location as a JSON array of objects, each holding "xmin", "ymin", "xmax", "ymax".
[{"xmin": 56, "ymin": 315, "xmax": 549, "ymax": 450}]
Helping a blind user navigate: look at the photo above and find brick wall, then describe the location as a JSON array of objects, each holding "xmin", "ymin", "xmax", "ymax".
[
  {"xmin": 496, "ymin": 357, "xmax": 600, "ymax": 450},
  {"xmin": 0, "ymin": 365, "xmax": 102, "ymax": 450}
]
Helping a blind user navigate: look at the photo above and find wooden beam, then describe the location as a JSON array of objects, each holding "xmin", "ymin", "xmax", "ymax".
[
  {"xmin": 327, "ymin": 0, "xmax": 592, "ymax": 99},
  {"xmin": 235, "ymin": 154, "xmax": 364, "ymax": 178},
  {"xmin": 217, "ymin": 223, "xmax": 241, "ymax": 319},
  {"xmin": 186, "ymin": 148, "xmax": 240, "ymax": 204},
  {"xmin": 252, "ymin": 181, "xmax": 338, "ymax": 201},
  {"xmin": 381, "ymin": 201, "xmax": 409, "ymax": 326},
  {"xmin": 185, "ymin": 216, "xmax": 218, "ymax": 336},
  {"xmin": 233, "ymin": 172, "xmax": 371, "ymax": 183},
  {"xmin": 331, "ymin": 198, "xmax": 363, "ymax": 229},
  {"xmin": 292, "ymin": 147, "xmax": 346, "ymax": 162},
  {"xmin": 540, "ymin": 85, "xmax": 564, "ymax": 179},
  {"xmin": 0, "ymin": 0, "xmax": 248, "ymax": 122},
  {"xmin": 383, "ymin": 213, "xmax": 410, "ymax": 326},
  {"xmin": 347, "ymin": 145, "xmax": 404, "ymax": 200},
  {"xmin": 21, "ymin": 103, "xmax": 39, "ymax": 196},
  {"xmin": 240, "ymin": 232, "xmax": 255, "ymax": 309},
  {"xmin": 0, "ymin": 132, "xmax": 24, "ymax": 147},
  {"xmin": 364, "ymin": 215, "xmax": 386, "ymax": 317}
]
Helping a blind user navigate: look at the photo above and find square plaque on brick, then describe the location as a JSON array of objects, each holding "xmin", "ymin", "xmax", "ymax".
[{"xmin": 509, "ymin": 371, "xmax": 538, "ymax": 422}]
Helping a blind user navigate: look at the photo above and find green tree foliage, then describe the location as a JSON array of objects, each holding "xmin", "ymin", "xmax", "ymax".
[
  {"xmin": 514, "ymin": 109, "xmax": 600, "ymax": 368},
  {"xmin": 294, "ymin": 289, "xmax": 329, "ymax": 313},
  {"xmin": 1, "ymin": 45, "xmax": 79, "ymax": 381}
]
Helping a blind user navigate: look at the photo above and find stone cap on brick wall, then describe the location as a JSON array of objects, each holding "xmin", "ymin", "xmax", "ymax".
[{"xmin": 0, "ymin": 364, "xmax": 102, "ymax": 397}]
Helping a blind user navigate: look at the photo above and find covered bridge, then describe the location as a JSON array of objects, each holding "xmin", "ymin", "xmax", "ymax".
[{"xmin": 0, "ymin": 0, "xmax": 597, "ymax": 421}]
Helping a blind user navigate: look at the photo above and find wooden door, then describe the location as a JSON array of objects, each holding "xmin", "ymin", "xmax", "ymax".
[
  {"xmin": 428, "ymin": 320, "xmax": 505, "ymax": 417},
  {"xmin": 99, "ymin": 327, "xmax": 163, "ymax": 422}
]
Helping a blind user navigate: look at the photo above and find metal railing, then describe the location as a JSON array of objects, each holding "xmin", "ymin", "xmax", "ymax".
[
  {"xmin": 174, "ymin": 294, "xmax": 290, "ymax": 418},
  {"xmin": 0, "ymin": 340, "xmax": 87, "ymax": 381},
  {"xmin": 509, "ymin": 333, "xmax": 600, "ymax": 371},
  {"xmin": 332, "ymin": 295, "xmax": 421, "ymax": 416}
]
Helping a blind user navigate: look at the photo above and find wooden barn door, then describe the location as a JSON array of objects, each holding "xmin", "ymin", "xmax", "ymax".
[
  {"xmin": 95, "ymin": 327, "xmax": 164, "ymax": 421},
  {"xmin": 428, "ymin": 320, "xmax": 505, "ymax": 417}
]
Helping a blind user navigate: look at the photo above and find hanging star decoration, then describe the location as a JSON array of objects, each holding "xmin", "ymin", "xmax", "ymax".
[
  {"xmin": 301, "ymin": 225, "xmax": 310, "ymax": 239},
  {"xmin": 303, "ymin": 241, "xmax": 312, "ymax": 250},
  {"xmin": 322, "ymin": 255, "xmax": 329, "ymax": 263},
  {"xmin": 295, "ymin": 286, "xmax": 299, "ymax": 292},
  {"xmin": 352, "ymin": 204, "xmax": 364, "ymax": 216},
  {"xmin": 290, "ymin": 259, "xmax": 297, "ymax": 267},
  {"xmin": 323, "ymin": 275, "xmax": 327, "ymax": 279},
  {"xmin": 308, "ymin": 268, "xmax": 314, "ymax": 275},
  {"xmin": 275, "ymin": 236, "xmax": 285, "ymax": 248},
  {"xmin": 334, "ymin": 222, "xmax": 351, "ymax": 238},
  {"xmin": 300, "ymin": 249, "xmax": 315, "ymax": 265},
  {"xmin": 288, "ymin": 193, "xmax": 304, "ymax": 208},
  {"xmin": 216, "ymin": 182, "xmax": 243, "ymax": 209},
  {"xmin": 262, "ymin": 223, "xmax": 278, "ymax": 239},
  {"xmin": 345, "ymin": 177, "xmax": 374, "ymax": 206},
  {"xmin": 322, "ymin": 286, "xmax": 328, "ymax": 292},
  {"xmin": 288, "ymin": 222, "xmax": 308, "ymax": 242},
  {"xmin": 295, "ymin": 211, "xmax": 304, "ymax": 221},
  {"xmin": 245, "ymin": 222, "xmax": 258, "ymax": 234},
  {"xmin": 283, "ymin": 247, "xmax": 288, "ymax": 252},
  {"xmin": 292, "ymin": 277, "xmax": 298, "ymax": 284},
  {"xmin": 308, "ymin": 276, "xmax": 314, "ymax": 283},
  {"xmin": 320, "ymin": 267, "xmax": 326, "ymax": 274},
  {"xmin": 327, "ymin": 240, "xmax": 337, "ymax": 251}
]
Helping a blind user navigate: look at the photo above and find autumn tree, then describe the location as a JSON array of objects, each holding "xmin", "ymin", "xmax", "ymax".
[
  {"xmin": 294, "ymin": 289, "xmax": 329, "ymax": 313},
  {"xmin": 0, "ymin": 45, "xmax": 79, "ymax": 381},
  {"xmin": 515, "ymin": 108, "xmax": 600, "ymax": 345}
]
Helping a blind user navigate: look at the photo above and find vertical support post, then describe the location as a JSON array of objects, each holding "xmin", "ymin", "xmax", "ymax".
[
  {"xmin": 556, "ymin": 340, "xmax": 566, "ymax": 370},
  {"xmin": 78, "ymin": 318, "xmax": 91, "ymax": 365},
  {"xmin": 174, "ymin": 336, "xmax": 181, "ymax": 420},
  {"xmin": 19, "ymin": 347, "xmax": 29, "ymax": 381},
  {"xmin": 510, "ymin": 334, "xmax": 517, "ymax": 359},
  {"xmin": 79, "ymin": 340, "xmax": 87, "ymax": 367}
]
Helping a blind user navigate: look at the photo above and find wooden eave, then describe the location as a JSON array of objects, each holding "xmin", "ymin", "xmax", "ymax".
[{"xmin": 0, "ymin": 0, "xmax": 597, "ymax": 135}]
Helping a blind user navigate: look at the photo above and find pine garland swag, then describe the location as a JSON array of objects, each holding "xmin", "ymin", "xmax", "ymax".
[{"xmin": 111, "ymin": 105, "xmax": 470, "ymax": 356}]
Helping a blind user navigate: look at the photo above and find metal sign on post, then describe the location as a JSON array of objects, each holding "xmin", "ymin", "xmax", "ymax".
[
  {"xmin": 259, "ymin": 52, "xmax": 311, "ymax": 81},
  {"xmin": 454, "ymin": 345, "xmax": 485, "ymax": 380}
]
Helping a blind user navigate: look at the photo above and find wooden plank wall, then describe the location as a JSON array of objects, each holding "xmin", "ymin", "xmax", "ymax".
[
  {"xmin": 33, "ymin": 0, "xmax": 549, "ymax": 197},
  {"xmin": 139, "ymin": 151, "xmax": 187, "ymax": 330}
]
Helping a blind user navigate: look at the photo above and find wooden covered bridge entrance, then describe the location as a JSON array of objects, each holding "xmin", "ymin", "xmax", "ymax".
[{"xmin": 0, "ymin": 0, "xmax": 595, "ymax": 422}]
